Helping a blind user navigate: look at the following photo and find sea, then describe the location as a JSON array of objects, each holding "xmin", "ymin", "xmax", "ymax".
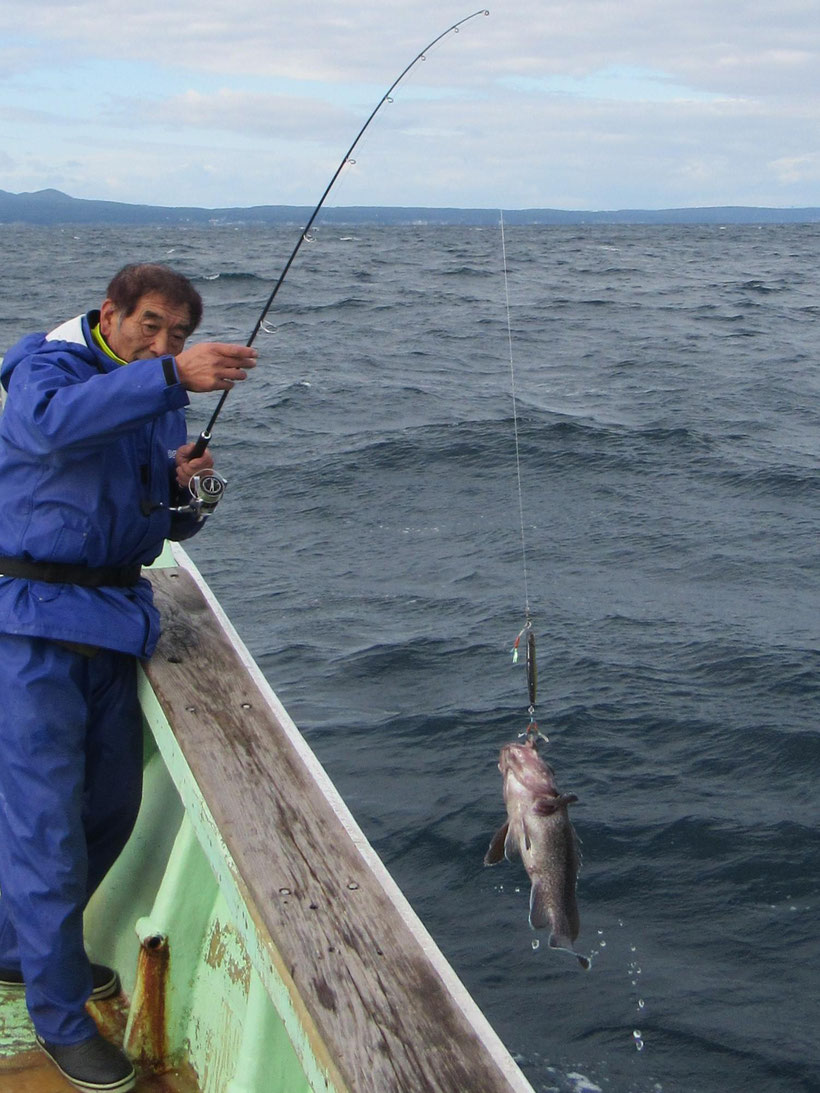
[{"xmin": 1, "ymin": 219, "xmax": 818, "ymax": 1093}]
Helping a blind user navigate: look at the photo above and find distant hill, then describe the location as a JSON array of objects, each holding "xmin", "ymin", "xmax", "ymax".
[{"xmin": 1, "ymin": 188, "xmax": 819, "ymax": 226}]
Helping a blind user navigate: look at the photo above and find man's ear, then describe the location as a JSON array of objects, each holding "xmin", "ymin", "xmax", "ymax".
[{"xmin": 99, "ymin": 299, "xmax": 119, "ymax": 339}]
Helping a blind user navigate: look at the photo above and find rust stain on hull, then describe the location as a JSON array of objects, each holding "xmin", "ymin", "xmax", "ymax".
[{"xmin": 125, "ymin": 934, "xmax": 171, "ymax": 1074}]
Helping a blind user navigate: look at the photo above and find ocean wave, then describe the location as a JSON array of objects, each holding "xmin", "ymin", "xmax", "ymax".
[
  {"xmin": 194, "ymin": 269, "xmax": 269, "ymax": 283},
  {"xmin": 712, "ymin": 463, "xmax": 818, "ymax": 498},
  {"xmin": 253, "ymin": 411, "xmax": 722, "ymax": 481}
]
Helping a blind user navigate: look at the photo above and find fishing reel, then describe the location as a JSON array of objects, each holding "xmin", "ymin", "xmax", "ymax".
[{"xmin": 171, "ymin": 470, "xmax": 228, "ymax": 519}]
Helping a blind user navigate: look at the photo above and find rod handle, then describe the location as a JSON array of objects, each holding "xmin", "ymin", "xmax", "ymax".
[{"xmin": 190, "ymin": 431, "xmax": 210, "ymax": 460}]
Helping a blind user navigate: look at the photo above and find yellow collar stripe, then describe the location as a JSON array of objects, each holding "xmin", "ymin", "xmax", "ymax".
[{"xmin": 91, "ymin": 322, "xmax": 127, "ymax": 366}]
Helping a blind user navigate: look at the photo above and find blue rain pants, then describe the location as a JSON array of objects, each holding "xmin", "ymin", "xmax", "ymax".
[{"xmin": 0, "ymin": 632, "xmax": 143, "ymax": 1043}]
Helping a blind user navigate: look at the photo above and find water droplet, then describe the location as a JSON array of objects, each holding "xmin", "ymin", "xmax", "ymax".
[
  {"xmin": 279, "ymin": 887, "xmax": 291, "ymax": 896},
  {"xmin": 638, "ymin": 998, "xmax": 645, "ymax": 1009},
  {"xmin": 347, "ymin": 881, "xmax": 359, "ymax": 890},
  {"xmin": 632, "ymin": 1030, "xmax": 644, "ymax": 1051},
  {"xmin": 531, "ymin": 939, "xmax": 540, "ymax": 951}
]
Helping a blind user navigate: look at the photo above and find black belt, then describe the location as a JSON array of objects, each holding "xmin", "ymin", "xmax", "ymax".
[{"xmin": 0, "ymin": 557, "xmax": 142, "ymax": 588}]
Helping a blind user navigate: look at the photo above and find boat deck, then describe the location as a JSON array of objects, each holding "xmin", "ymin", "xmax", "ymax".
[{"xmin": 0, "ymin": 992, "xmax": 197, "ymax": 1092}]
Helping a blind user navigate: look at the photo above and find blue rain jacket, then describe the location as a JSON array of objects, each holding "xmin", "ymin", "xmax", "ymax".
[{"xmin": 0, "ymin": 310, "xmax": 203, "ymax": 658}]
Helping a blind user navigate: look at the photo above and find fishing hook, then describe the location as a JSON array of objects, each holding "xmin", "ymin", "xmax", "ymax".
[{"xmin": 191, "ymin": 8, "xmax": 490, "ymax": 458}]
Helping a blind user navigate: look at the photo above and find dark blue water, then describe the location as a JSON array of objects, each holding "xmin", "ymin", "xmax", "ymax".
[{"xmin": 2, "ymin": 221, "xmax": 818, "ymax": 1093}]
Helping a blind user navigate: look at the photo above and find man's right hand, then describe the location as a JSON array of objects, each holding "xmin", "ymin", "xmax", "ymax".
[{"xmin": 174, "ymin": 343, "xmax": 258, "ymax": 392}]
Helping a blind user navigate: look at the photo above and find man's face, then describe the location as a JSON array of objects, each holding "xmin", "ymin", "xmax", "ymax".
[{"xmin": 99, "ymin": 291, "xmax": 193, "ymax": 362}]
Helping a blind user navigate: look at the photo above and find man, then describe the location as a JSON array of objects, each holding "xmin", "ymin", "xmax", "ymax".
[{"xmin": 0, "ymin": 264, "xmax": 257, "ymax": 1092}]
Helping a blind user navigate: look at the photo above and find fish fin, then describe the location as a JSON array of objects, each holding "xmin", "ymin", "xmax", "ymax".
[
  {"xmin": 533, "ymin": 792, "xmax": 578, "ymax": 816},
  {"xmin": 532, "ymin": 799, "xmax": 557, "ymax": 817},
  {"xmin": 528, "ymin": 880, "xmax": 551, "ymax": 930},
  {"xmin": 484, "ymin": 821, "xmax": 509, "ymax": 866},
  {"xmin": 504, "ymin": 824, "xmax": 520, "ymax": 861}
]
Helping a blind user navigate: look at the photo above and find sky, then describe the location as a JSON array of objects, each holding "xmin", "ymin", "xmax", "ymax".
[{"xmin": 1, "ymin": 0, "xmax": 819, "ymax": 211}]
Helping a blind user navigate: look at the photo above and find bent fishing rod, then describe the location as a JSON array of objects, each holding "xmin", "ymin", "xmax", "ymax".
[{"xmin": 190, "ymin": 8, "xmax": 489, "ymax": 461}]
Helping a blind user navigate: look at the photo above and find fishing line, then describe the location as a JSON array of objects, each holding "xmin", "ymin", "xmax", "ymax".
[
  {"xmin": 191, "ymin": 8, "xmax": 490, "ymax": 459},
  {"xmin": 501, "ymin": 211, "xmax": 539, "ymax": 737},
  {"xmin": 501, "ymin": 211, "xmax": 531, "ymax": 622}
]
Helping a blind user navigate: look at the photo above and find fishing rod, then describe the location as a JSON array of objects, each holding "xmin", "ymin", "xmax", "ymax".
[{"xmin": 190, "ymin": 8, "xmax": 490, "ymax": 461}]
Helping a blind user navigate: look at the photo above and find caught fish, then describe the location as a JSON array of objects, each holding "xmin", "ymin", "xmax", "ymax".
[{"xmin": 485, "ymin": 737, "xmax": 589, "ymax": 969}]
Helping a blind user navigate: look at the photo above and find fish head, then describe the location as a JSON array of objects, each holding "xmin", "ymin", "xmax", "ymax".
[{"xmin": 498, "ymin": 740, "xmax": 558, "ymax": 800}]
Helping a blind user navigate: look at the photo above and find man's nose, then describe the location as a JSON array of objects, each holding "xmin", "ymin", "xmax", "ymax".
[{"xmin": 148, "ymin": 329, "xmax": 171, "ymax": 355}]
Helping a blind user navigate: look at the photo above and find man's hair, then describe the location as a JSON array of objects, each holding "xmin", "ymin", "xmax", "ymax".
[{"xmin": 106, "ymin": 264, "xmax": 203, "ymax": 332}]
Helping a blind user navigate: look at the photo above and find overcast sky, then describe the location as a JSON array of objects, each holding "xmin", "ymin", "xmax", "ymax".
[{"xmin": 1, "ymin": 0, "xmax": 818, "ymax": 211}]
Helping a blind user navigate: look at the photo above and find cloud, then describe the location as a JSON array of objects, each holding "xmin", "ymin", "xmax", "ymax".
[
  {"xmin": 1, "ymin": 0, "xmax": 819, "ymax": 208},
  {"xmin": 117, "ymin": 87, "xmax": 357, "ymax": 142},
  {"xmin": 500, "ymin": 66, "xmax": 728, "ymax": 105},
  {"xmin": 770, "ymin": 152, "xmax": 820, "ymax": 185}
]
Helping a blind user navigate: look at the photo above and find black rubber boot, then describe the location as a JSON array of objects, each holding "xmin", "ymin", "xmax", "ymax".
[{"xmin": 37, "ymin": 1033, "xmax": 136, "ymax": 1092}]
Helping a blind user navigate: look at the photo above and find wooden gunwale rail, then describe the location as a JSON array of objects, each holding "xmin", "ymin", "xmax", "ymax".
[{"xmin": 142, "ymin": 549, "xmax": 535, "ymax": 1093}]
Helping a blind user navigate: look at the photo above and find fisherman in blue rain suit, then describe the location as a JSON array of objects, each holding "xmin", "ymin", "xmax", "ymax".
[{"xmin": 0, "ymin": 264, "xmax": 257, "ymax": 1093}]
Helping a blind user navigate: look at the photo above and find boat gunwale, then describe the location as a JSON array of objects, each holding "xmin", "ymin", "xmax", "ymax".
[{"xmin": 138, "ymin": 543, "xmax": 535, "ymax": 1093}]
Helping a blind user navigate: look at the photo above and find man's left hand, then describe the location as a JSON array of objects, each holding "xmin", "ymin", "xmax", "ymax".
[{"xmin": 176, "ymin": 442, "xmax": 216, "ymax": 489}]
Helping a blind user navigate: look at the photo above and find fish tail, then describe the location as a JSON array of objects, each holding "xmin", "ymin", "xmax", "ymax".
[{"xmin": 548, "ymin": 931, "xmax": 590, "ymax": 970}]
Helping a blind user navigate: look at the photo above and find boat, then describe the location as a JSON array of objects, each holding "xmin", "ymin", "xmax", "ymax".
[{"xmin": 0, "ymin": 541, "xmax": 536, "ymax": 1092}]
